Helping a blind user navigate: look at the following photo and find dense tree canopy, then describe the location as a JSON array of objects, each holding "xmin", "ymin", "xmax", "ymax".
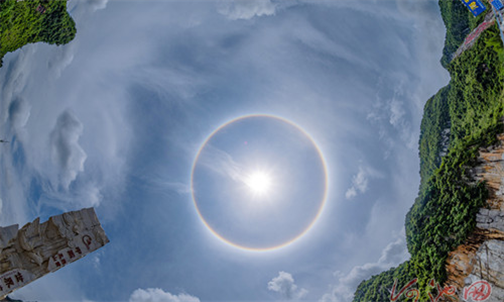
[{"xmin": 0, "ymin": 0, "xmax": 76, "ymax": 68}]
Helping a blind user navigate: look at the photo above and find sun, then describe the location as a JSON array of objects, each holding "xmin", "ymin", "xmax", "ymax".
[{"xmin": 245, "ymin": 171, "xmax": 272, "ymax": 195}]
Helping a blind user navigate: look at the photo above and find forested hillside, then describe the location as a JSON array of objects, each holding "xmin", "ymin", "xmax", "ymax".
[
  {"xmin": 439, "ymin": 0, "xmax": 486, "ymax": 67},
  {"xmin": 353, "ymin": 1, "xmax": 504, "ymax": 301},
  {"xmin": 0, "ymin": 0, "xmax": 76, "ymax": 68}
]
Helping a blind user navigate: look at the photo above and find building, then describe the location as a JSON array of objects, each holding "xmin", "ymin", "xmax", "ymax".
[{"xmin": 490, "ymin": 0, "xmax": 504, "ymax": 45}]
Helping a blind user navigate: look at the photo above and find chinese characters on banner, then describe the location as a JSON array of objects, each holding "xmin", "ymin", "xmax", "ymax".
[
  {"xmin": 0, "ymin": 208, "xmax": 109, "ymax": 299},
  {"xmin": 462, "ymin": 0, "xmax": 487, "ymax": 17},
  {"xmin": 390, "ymin": 278, "xmax": 492, "ymax": 302},
  {"xmin": 0, "ymin": 270, "xmax": 34, "ymax": 297},
  {"xmin": 47, "ymin": 234, "xmax": 98, "ymax": 272}
]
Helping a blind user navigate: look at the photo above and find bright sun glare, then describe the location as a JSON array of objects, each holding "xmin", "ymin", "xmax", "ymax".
[{"xmin": 245, "ymin": 171, "xmax": 272, "ymax": 195}]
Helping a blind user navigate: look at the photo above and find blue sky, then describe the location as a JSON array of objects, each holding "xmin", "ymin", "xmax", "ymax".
[{"xmin": 0, "ymin": 0, "xmax": 450, "ymax": 301}]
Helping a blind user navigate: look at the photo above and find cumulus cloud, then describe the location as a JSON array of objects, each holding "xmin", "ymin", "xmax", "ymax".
[
  {"xmin": 345, "ymin": 165, "xmax": 383, "ymax": 199},
  {"xmin": 217, "ymin": 0, "xmax": 277, "ymax": 20},
  {"xmin": 129, "ymin": 288, "xmax": 200, "ymax": 302},
  {"xmin": 319, "ymin": 236, "xmax": 410, "ymax": 302},
  {"xmin": 8, "ymin": 97, "xmax": 31, "ymax": 130},
  {"xmin": 49, "ymin": 110, "xmax": 87, "ymax": 190},
  {"xmin": 268, "ymin": 271, "xmax": 308, "ymax": 300}
]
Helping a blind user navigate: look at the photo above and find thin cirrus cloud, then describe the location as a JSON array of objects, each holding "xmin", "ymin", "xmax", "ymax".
[
  {"xmin": 268, "ymin": 271, "xmax": 308, "ymax": 300},
  {"xmin": 197, "ymin": 144, "xmax": 245, "ymax": 183}
]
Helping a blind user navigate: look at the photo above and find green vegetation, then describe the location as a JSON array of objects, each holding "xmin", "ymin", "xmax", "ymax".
[
  {"xmin": 438, "ymin": 0, "xmax": 486, "ymax": 67},
  {"xmin": 418, "ymin": 86, "xmax": 450, "ymax": 192},
  {"xmin": 0, "ymin": 0, "xmax": 76, "ymax": 68},
  {"xmin": 353, "ymin": 21, "xmax": 504, "ymax": 302}
]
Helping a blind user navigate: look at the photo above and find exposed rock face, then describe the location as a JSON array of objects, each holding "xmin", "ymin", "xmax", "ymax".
[
  {"xmin": 0, "ymin": 208, "xmax": 109, "ymax": 299},
  {"xmin": 445, "ymin": 134, "xmax": 504, "ymax": 301}
]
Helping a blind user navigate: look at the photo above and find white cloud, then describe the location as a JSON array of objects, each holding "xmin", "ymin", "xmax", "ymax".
[
  {"xmin": 88, "ymin": 0, "xmax": 108, "ymax": 11},
  {"xmin": 217, "ymin": 0, "xmax": 277, "ymax": 20},
  {"xmin": 47, "ymin": 43, "xmax": 75, "ymax": 79},
  {"xmin": 8, "ymin": 96, "xmax": 31, "ymax": 131},
  {"xmin": 319, "ymin": 236, "xmax": 409, "ymax": 302},
  {"xmin": 345, "ymin": 165, "xmax": 383, "ymax": 199},
  {"xmin": 344, "ymin": 187, "xmax": 357, "ymax": 199},
  {"xmin": 129, "ymin": 288, "xmax": 200, "ymax": 302},
  {"xmin": 49, "ymin": 110, "xmax": 87, "ymax": 190},
  {"xmin": 92, "ymin": 255, "xmax": 101, "ymax": 270},
  {"xmin": 0, "ymin": 47, "xmax": 35, "ymax": 126},
  {"xmin": 268, "ymin": 271, "xmax": 308, "ymax": 300}
]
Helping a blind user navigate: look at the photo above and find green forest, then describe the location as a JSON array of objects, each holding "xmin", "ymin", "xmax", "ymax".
[
  {"xmin": 353, "ymin": 0, "xmax": 504, "ymax": 301},
  {"xmin": 0, "ymin": 0, "xmax": 76, "ymax": 68}
]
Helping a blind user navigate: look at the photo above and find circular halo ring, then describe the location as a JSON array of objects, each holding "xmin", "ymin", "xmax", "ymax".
[{"xmin": 191, "ymin": 114, "xmax": 329, "ymax": 252}]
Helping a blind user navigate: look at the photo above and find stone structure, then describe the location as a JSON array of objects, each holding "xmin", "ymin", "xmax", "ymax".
[
  {"xmin": 445, "ymin": 134, "xmax": 504, "ymax": 301},
  {"xmin": 0, "ymin": 208, "xmax": 109, "ymax": 299}
]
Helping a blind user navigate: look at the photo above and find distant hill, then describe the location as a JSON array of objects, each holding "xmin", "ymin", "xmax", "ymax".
[
  {"xmin": 353, "ymin": 0, "xmax": 504, "ymax": 301},
  {"xmin": 0, "ymin": 0, "xmax": 76, "ymax": 68}
]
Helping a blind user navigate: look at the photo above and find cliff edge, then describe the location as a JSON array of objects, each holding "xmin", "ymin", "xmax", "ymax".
[{"xmin": 446, "ymin": 133, "xmax": 504, "ymax": 301}]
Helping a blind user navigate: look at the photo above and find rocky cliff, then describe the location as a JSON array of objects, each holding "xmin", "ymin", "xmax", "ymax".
[{"xmin": 445, "ymin": 133, "xmax": 504, "ymax": 301}]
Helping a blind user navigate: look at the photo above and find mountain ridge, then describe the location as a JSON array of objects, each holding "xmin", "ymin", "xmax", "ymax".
[{"xmin": 353, "ymin": 0, "xmax": 504, "ymax": 301}]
